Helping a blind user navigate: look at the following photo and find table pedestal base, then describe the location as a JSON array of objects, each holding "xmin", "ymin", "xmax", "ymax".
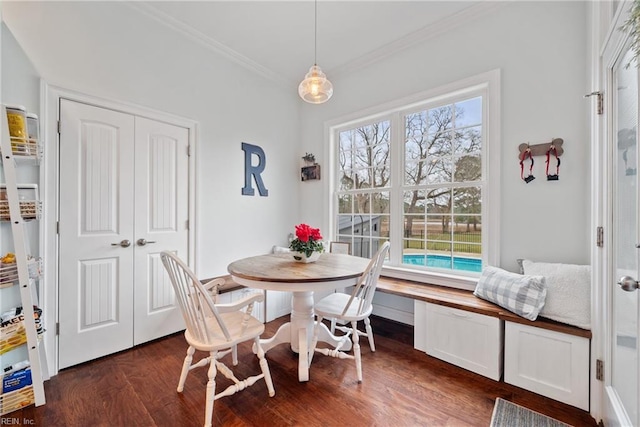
[{"xmin": 260, "ymin": 291, "xmax": 351, "ymax": 382}]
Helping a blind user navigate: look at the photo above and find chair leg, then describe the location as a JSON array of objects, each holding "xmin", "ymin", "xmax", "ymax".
[
  {"xmin": 255, "ymin": 337, "xmax": 275, "ymax": 397},
  {"xmin": 309, "ymin": 315, "xmax": 323, "ymax": 366},
  {"xmin": 232, "ymin": 344, "xmax": 238, "ymax": 366},
  {"xmin": 204, "ymin": 351, "xmax": 218, "ymax": 427},
  {"xmin": 178, "ymin": 346, "xmax": 195, "ymax": 392},
  {"xmin": 330, "ymin": 318, "xmax": 336, "ymax": 334},
  {"xmin": 364, "ymin": 317, "xmax": 376, "ymax": 352},
  {"xmin": 351, "ymin": 321, "xmax": 363, "ymax": 383}
]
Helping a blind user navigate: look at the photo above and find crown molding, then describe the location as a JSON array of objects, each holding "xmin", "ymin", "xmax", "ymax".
[
  {"xmin": 329, "ymin": 2, "xmax": 506, "ymax": 79},
  {"xmin": 125, "ymin": 2, "xmax": 290, "ymax": 87},
  {"xmin": 126, "ymin": 2, "xmax": 505, "ymax": 88}
]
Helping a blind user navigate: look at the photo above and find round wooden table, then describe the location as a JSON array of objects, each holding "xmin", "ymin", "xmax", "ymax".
[{"xmin": 228, "ymin": 252, "xmax": 370, "ymax": 382}]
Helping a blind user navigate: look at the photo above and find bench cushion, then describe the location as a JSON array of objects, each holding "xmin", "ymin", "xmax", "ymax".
[
  {"xmin": 521, "ymin": 260, "xmax": 591, "ymax": 330},
  {"xmin": 473, "ymin": 266, "xmax": 546, "ymax": 321}
]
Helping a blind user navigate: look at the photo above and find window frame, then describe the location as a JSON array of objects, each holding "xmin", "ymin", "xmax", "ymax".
[{"xmin": 325, "ymin": 70, "xmax": 500, "ymax": 290}]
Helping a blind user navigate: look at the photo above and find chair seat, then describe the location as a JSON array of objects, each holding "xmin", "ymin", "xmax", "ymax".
[
  {"xmin": 185, "ymin": 311, "xmax": 265, "ymax": 351},
  {"xmin": 314, "ymin": 293, "xmax": 372, "ymax": 322}
]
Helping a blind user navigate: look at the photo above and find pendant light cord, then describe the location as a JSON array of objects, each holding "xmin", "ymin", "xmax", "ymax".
[{"xmin": 314, "ymin": 0, "xmax": 318, "ymax": 66}]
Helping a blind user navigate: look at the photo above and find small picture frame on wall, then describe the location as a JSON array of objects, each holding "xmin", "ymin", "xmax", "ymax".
[{"xmin": 301, "ymin": 164, "xmax": 321, "ymax": 181}]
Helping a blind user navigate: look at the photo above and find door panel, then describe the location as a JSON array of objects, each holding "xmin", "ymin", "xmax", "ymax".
[
  {"xmin": 133, "ymin": 117, "xmax": 188, "ymax": 344},
  {"xmin": 59, "ymin": 100, "xmax": 135, "ymax": 369},
  {"xmin": 605, "ymin": 39, "xmax": 639, "ymax": 427}
]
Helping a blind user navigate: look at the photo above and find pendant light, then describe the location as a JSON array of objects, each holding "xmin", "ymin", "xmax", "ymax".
[{"xmin": 298, "ymin": 0, "xmax": 333, "ymax": 104}]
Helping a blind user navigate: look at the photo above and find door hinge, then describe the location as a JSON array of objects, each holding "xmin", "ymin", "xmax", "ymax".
[
  {"xmin": 597, "ymin": 226, "xmax": 604, "ymax": 247},
  {"xmin": 57, "ymin": 120, "xmax": 61, "ymax": 134},
  {"xmin": 56, "ymin": 221, "xmax": 60, "ymax": 235},
  {"xmin": 584, "ymin": 91, "xmax": 603, "ymax": 115},
  {"xmin": 187, "ymin": 145, "xmax": 191, "ymax": 157},
  {"xmin": 186, "ymin": 219, "xmax": 189, "ymax": 230},
  {"xmin": 56, "ymin": 322, "xmax": 60, "ymax": 336},
  {"xmin": 596, "ymin": 359, "xmax": 604, "ymax": 381}
]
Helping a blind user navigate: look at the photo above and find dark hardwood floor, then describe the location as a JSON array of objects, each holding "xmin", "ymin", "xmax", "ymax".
[{"xmin": 10, "ymin": 316, "xmax": 597, "ymax": 426}]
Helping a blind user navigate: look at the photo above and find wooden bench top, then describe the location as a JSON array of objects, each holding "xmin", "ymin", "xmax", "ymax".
[
  {"xmin": 203, "ymin": 274, "xmax": 592, "ymax": 339},
  {"xmin": 201, "ymin": 275, "xmax": 243, "ymax": 294},
  {"xmin": 377, "ymin": 276, "xmax": 592, "ymax": 339}
]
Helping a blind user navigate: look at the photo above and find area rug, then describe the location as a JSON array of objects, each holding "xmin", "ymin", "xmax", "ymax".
[{"xmin": 490, "ymin": 398, "xmax": 572, "ymax": 427}]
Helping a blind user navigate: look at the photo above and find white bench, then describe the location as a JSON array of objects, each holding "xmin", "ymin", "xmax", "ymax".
[{"xmin": 376, "ymin": 277, "xmax": 591, "ymax": 411}]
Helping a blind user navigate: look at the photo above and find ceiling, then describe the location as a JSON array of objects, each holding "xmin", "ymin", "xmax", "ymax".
[{"xmin": 134, "ymin": 1, "xmax": 486, "ymax": 86}]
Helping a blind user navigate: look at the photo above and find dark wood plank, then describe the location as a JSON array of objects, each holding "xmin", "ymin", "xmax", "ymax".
[
  {"xmin": 377, "ymin": 276, "xmax": 508, "ymax": 317},
  {"xmin": 9, "ymin": 315, "xmax": 597, "ymax": 426}
]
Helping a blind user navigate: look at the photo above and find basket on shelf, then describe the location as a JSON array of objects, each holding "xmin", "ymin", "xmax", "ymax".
[
  {"xmin": 0, "ymin": 384, "xmax": 34, "ymax": 415},
  {"xmin": 0, "ymin": 200, "xmax": 42, "ymax": 221},
  {"xmin": 0, "ymin": 258, "xmax": 43, "ymax": 289},
  {"xmin": 3, "ymin": 139, "xmax": 39, "ymax": 158},
  {"xmin": 0, "ymin": 306, "xmax": 44, "ymax": 355}
]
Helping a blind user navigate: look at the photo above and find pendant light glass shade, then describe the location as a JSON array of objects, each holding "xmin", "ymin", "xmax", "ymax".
[{"xmin": 298, "ymin": 64, "xmax": 333, "ymax": 104}]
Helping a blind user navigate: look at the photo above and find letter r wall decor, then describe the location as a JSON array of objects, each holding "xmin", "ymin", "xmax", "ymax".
[{"xmin": 241, "ymin": 142, "xmax": 269, "ymax": 197}]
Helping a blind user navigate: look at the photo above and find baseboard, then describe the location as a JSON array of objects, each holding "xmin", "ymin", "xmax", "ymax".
[{"xmin": 372, "ymin": 303, "xmax": 414, "ymax": 325}]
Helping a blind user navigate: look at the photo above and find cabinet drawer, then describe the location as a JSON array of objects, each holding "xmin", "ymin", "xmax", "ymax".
[
  {"xmin": 504, "ymin": 321, "xmax": 589, "ymax": 411},
  {"xmin": 424, "ymin": 302, "xmax": 503, "ymax": 381}
]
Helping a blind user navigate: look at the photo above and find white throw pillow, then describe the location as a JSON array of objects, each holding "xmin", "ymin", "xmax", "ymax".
[
  {"xmin": 473, "ymin": 266, "xmax": 547, "ymax": 321},
  {"xmin": 521, "ymin": 260, "xmax": 591, "ymax": 330}
]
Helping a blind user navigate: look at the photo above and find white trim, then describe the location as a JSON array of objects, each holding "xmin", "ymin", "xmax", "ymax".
[
  {"xmin": 326, "ymin": 70, "xmax": 500, "ymax": 289},
  {"xmin": 125, "ymin": 2, "xmax": 288, "ymax": 87},
  {"xmin": 125, "ymin": 2, "xmax": 504, "ymax": 88},
  {"xmin": 382, "ymin": 266, "xmax": 477, "ymax": 292},
  {"xmin": 588, "ymin": 0, "xmax": 606, "ymax": 421},
  {"xmin": 331, "ymin": 2, "xmax": 505, "ymax": 79},
  {"xmin": 604, "ymin": 385, "xmax": 634, "ymax": 427},
  {"xmin": 41, "ymin": 83, "xmax": 198, "ymax": 376}
]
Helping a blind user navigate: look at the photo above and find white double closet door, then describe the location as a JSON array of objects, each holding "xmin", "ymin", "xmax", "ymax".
[{"xmin": 58, "ymin": 100, "xmax": 190, "ymax": 369}]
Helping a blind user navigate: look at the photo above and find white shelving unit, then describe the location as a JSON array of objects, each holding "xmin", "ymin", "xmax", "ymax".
[{"xmin": 0, "ymin": 105, "xmax": 48, "ymax": 415}]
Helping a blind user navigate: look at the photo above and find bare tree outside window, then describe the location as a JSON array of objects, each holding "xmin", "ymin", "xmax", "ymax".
[{"xmin": 335, "ymin": 95, "xmax": 484, "ymax": 273}]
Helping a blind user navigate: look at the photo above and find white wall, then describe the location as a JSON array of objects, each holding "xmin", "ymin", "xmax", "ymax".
[
  {"xmin": 1, "ymin": 24, "xmax": 39, "ymax": 112},
  {"xmin": 2, "ymin": 1, "xmax": 301, "ymax": 278},
  {"xmin": 300, "ymin": 1, "xmax": 590, "ymax": 273}
]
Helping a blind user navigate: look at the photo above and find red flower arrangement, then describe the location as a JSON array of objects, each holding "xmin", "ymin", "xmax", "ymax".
[{"xmin": 289, "ymin": 224, "xmax": 324, "ymax": 257}]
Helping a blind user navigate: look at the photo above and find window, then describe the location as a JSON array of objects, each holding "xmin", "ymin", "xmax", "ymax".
[{"xmin": 330, "ymin": 71, "xmax": 499, "ymax": 287}]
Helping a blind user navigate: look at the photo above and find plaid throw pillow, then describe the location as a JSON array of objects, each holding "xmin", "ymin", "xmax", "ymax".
[{"xmin": 474, "ymin": 266, "xmax": 547, "ymax": 321}]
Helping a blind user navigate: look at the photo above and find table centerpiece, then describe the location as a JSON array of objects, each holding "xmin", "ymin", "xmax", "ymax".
[{"xmin": 289, "ymin": 223, "xmax": 324, "ymax": 263}]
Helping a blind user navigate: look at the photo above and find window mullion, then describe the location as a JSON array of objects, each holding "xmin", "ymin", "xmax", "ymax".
[{"xmin": 390, "ymin": 111, "xmax": 404, "ymax": 265}]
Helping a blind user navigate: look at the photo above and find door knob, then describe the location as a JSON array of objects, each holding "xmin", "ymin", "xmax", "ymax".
[
  {"xmin": 111, "ymin": 239, "xmax": 131, "ymax": 248},
  {"xmin": 137, "ymin": 238, "xmax": 157, "ymax": 246},
  {"xmin": 617, "ymin": 276, "xmax": 640, "ymax": 292}
]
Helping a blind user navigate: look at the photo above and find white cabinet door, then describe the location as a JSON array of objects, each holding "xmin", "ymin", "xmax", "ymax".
[
  {"xmin": 59, "ymin": 100, "xmax": 189, "ymax": 368},
  {"xmin": 504, "ymin": 322, "xmax": 589, "ymax": 411},
  {"xmin": 265, "ymin": 290, "xmax": 292, "ymax": 322},
  {"xmin": 424, "ymin": 302, "xmax": 503, "ymax": 381}
]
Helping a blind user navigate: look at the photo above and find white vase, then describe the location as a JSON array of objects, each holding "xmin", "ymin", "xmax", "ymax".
[{"xmin": 292, "ymin": 251, "xmax": 321, "ymax": 263}]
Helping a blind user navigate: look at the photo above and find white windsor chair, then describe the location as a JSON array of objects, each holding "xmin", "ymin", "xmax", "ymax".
[
  {"xmin": 309, "ymin": 241, "xmax": 391, "ymax": 382},
  {"xmin": 160, "ymin": 251, "xmax": 275, "ymax": 427}
]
